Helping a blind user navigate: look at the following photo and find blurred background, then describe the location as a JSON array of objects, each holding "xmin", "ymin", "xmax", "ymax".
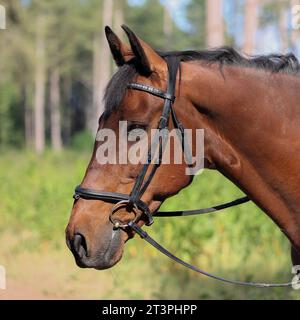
[{"xmin": 0, "ymin": 0, "xmax": 299, "ymax": 299}]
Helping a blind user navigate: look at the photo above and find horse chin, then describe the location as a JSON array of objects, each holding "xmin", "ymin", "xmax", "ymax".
[
  {"xmin": 92, "ymin": 228, "xmax": 136, "ymax": 270},
  {"xmin": 93, "ymin": 230, "xmax": 127, "ymax": 270},
  {"xmin": 92, "ymin": 247, "xmax": 124, "ymax": 270},
  {"xmin": 75, "ymin": 243, "xmax": 124, "ymax": 270}
]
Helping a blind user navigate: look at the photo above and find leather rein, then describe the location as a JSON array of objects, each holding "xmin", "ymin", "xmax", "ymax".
[{"xmin": 73, "ymin": 57, "xmax": 297, "ymax": 288}]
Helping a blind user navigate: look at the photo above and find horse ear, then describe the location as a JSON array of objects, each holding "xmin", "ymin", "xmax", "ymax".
[
  {"xmin": 105, "ymin": 26, "xmax": 134, "ymax": 66},
  {"xmin": 121, "ymin": 25, "xmax": 165, "ymax": 76}
]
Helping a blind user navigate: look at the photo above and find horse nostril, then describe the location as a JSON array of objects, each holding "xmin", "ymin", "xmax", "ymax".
[{"xmin": 73, "ymin": 233, "xmax": 88, "ymax": 259}]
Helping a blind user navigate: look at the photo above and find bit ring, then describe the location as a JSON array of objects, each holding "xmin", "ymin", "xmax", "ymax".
[{"xmin": 109, "ymin": 200, "xmax": 139, "ymax": 229}]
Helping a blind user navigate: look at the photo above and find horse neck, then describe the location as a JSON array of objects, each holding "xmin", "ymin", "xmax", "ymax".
[{"xmin": 180, "ymin": 61, "xmax": 300, "ymax": 249}]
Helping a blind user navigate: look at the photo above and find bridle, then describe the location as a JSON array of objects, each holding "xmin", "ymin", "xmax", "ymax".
[{"xmin": 73, "ymin": 56, "xmax": 298, "ymax": 288}]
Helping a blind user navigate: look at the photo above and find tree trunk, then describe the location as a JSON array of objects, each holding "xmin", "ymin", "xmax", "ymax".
[
  {"xmin": 90, "ymin": 0, "xmax": 113, "ymax": 134},
  {"xmin": 243, "ymin": 0, "xmax": 258, "ymax": 54},
  {"xmin": 89, "ymin": 32, "xmax": 102, "ymax": 134},
  {"xmin": 114, "ymin": 0, "xmax": 124, "ymax": 33},
  {"xmin": 98, "ymin": 0, "xmax": 113, "ymax": 124},
  {"xmin": 113, "ymin": 0, "xmax": 125, "ymax": 72},
  {"xmin": 279, "ymin": 6, "xmax": 288, "ymax": 53},
  {"xmin": 0, "ymin": 5, "xmax": 5, "ymax": 30},
  {"xmin": 50, "ymin": 67, "xmax": 62, "ymax": 151},
  {"xmin": 34, "ymin": 16, "xmax": 46, "ymax": 154},
  {"xmin": 291, "ymin": 0, "xmax": 299, "ymax": 51},
  {"xmin": 206, "ymin": 0, "xmax": 224, "ymax": 47},
  {"xmin": 163, "ymin": 3, "xmax": 173, "ymax": 49},
  {"xmin": 24, "ymin": 85, "xmax": 34, "ymax": 148},
  {"xmin": 63, "ymin": 75, "xmax": 72, "ymax": 146}
]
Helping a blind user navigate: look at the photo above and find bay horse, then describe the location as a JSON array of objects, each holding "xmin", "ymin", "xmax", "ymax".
[{"xmin": 66, "ymin": 25, "xmax": 300, "ymax": 285}]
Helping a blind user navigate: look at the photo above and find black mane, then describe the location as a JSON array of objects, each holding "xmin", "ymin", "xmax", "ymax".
[
  {"xmin": 160, "ymin": 46, "xmax": 300, "ymax": 73},
  {"xmin": 104, "ymin": 46, "xmax": 300, "ymax": 118}
]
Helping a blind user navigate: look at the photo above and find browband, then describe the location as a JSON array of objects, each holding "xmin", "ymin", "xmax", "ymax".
[{"xmin": 127, "ymin": 83, "xmax": 175, "ymax": 102}]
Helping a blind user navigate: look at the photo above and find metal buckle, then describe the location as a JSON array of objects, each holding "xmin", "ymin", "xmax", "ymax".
[
  {"xmin": 109, "ymin": 200, "xmax": 140, "ymax": 229},
  {"xmin": 73, "ymin": 193, "xmax": 80, "ymax": 200}
]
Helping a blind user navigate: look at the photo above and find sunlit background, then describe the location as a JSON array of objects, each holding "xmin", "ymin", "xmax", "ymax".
[{"xmin": 0, "ymin": 0, "xmax": 299, "ymax": 299}]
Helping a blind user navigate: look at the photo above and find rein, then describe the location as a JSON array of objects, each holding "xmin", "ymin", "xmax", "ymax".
[{"xmin": 73, "ymin": 57, "xmax": 298, "ymax": 288}]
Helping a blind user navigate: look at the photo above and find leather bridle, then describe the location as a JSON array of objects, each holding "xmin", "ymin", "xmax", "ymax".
[{"xmin": 73, "ymin": 57, "xmax": 297, "ymax": 288}]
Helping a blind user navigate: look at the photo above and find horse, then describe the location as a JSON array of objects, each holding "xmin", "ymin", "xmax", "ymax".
[{"xmin": 66, "ymin": 25, "xmax": 300, "ymax": 284}]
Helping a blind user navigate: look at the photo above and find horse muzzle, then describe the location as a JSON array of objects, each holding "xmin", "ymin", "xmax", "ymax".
[{"xmin": 66, "ymin": 226, "xmax": 125, "ymax": 270}]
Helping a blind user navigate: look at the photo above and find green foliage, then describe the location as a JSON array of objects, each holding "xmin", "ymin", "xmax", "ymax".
[
  {"xmin": 126, "ymin": 0, "xmax": 165, "ymax": 49},
  {"xmin": 71, "ymin": 130, "xmax": 94, "ymax": 151},
  {"xmin": 185, "ymin": 0, "xmax": 206, "ymax": 49},
  {"xmin": 0, "ymin": 82, "xmax": 19, "ymax": 147},
  {"xmin": 150, "ymin": 171, "xmax": 294, "ymax": 299},
  {"xmin": 126, "ymin": 0, "xmax": 200, "ymax": 51},
  {"xmin": 0, "ymin": 1, "xmax": 30, "ymax": 148},
  {"xmin": 0, "ymin": 151, "xmax": 297, "ymax": 299},
  {"xmin": 260, "ymin": 0, "xmax": 290, "ymax": 27},
  {"xmin": 0, "ymin": 151, "xmax": 87, "ymax": 242}
]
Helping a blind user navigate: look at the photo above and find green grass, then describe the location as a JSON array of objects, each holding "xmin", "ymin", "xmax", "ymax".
[
  {"xmin": 0, "ymin": 150, "xmax": 85, "ymax": 243},
  {"xmin": 0, "ymin": 150, "xmax": 299, "ymax": 299}
]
